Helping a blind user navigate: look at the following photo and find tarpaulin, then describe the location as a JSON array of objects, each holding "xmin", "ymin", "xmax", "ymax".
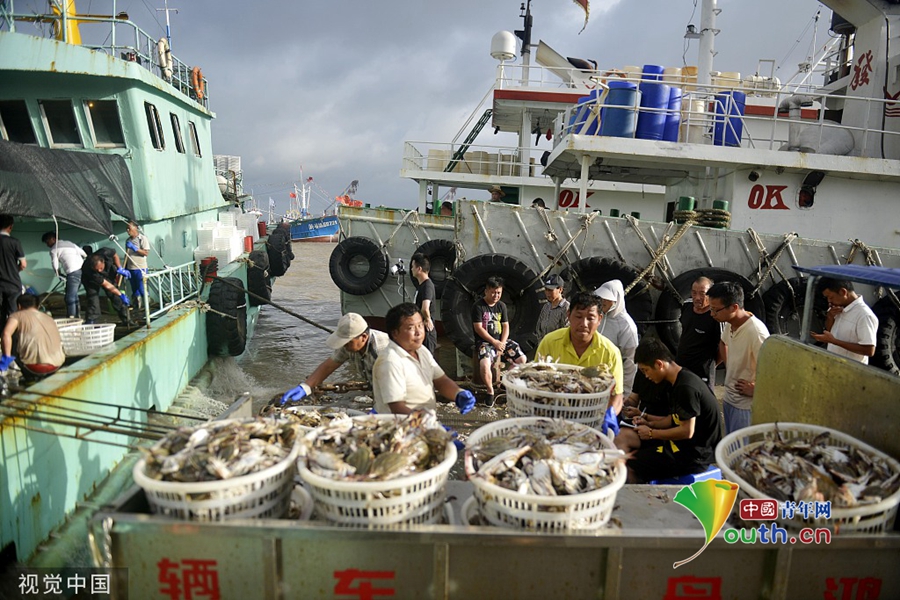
[{"xmin": 0, "ymin": 139, "xmax": 135, "ymax": 234}]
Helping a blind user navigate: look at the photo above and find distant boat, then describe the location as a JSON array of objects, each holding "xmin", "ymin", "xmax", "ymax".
[{"xmin": 285, "ymin": 175, "xmax": 361, "ymax": 242}]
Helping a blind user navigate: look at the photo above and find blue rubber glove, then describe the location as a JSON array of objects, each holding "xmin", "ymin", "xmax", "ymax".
[
  {"xmin": 119, "ymin": 293, "xmax": 130, "ymax": 306},
  {"xmin": 281, "ymin": 383, "xmax": 311, "ymax": 404},
  {"xmin": 455, "ymin": 390, "xmax": 476, "ymax": 415},
  {"xmin": 442, "ymin": 425, "xmax": 465, "ymax": 452},
  {"xmin": 126, "ymin": 240, "xmax": 139, "ymax": 252},
  {"xmin": 116, "ymin": 267, "xmax": 131, "ymax": 279},
  {"xmin": 0, "ymin": 355, "xmax": 15, "ymax": 371},
  {"xmin": 600, "ymin": 406, "xmax": 620, "ymax": 436}
]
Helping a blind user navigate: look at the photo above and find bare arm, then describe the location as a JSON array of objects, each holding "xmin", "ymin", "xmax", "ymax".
[
  {"xmin": 499, "ymin": 322, "xmax": 510, "ymax": 344},
  {"xmin": 17, "ymin": 257, "xmax": 26, "ymax": 271},
  {"xmin": 636, "ymin": 416, "xmax": 695, "ymax": 442},
  {"xmin": 100, "ymin": 279, "xmax": 121, "ymax": 296},
  {"xmin": 809, "ymin": 331, "xmax": 875, "ymax": 357},
  {"xmin": 304, "ymin": 358, "xmax": 343, "ymax": 388},
  {"xmin": 387, "ymin": 401, "xmax": 412, "ymax": 415},
  {"xmin": 717, "ymin": 340, "xmax": 727, "ymax": 366},
  {"xmin": 421, "ymin": 299, "xmax": 433, "ymax": 332},
  {"xmin": 2, "ymin": 318, "xmax": 18, "ymax": 356},
  {"xmin": 473, "ymin": 323, "xmax": 497, "ymax": 344},
  {"xmin": 434, "ymin": 374, "xmax": 461, "ymax": 400}
]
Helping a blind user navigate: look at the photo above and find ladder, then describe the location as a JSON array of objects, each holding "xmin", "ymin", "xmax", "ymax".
[{"xmin": 445, "ymin": 109, "xmax": 493, "ymax": 173}]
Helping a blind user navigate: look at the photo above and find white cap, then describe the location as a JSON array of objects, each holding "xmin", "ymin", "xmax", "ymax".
[
  {"xmin": 594, "ymin": 284, "xmax": 617, "ymax": 302},
  {"xmin": 326, "ymin": 313, "xmax": 369, "ymax": 349}
]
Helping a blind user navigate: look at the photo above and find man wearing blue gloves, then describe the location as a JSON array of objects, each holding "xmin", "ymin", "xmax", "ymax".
[
  {"xmin": 82, "ymin": 253, "xmax": 131, "ymax": 326},
  {"xmin": 124, "ymin": 221, "xmax": 151, "ymax": 311},
  {"xmin": 372, "ymin": 303, "xmax": 475, "ymax": 415},
  {"xmin": 282, "ymin": 313, "xmax": 390, "ymax": 403}
]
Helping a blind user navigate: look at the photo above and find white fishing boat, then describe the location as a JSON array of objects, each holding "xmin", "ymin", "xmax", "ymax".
[{"xmin": 332, "ymin": 0, "xmax": 900, "ymax": 375}]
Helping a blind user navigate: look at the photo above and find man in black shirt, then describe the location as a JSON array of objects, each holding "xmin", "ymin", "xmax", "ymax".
[
  {"xmin": 616, "ymin": 339, "xmax": 723, "ymax": 483},
  {"xmin": 0, "ymin": 214, "xmax": 25, "ymax": 332},
  {"xmin": 676, "ymin": 276, "xmax": 722, "ymax": 391},
  {"xmin": 472, "ymin": 276, "xmax": 526, "ymax": 405},
  {"xmin": 82, "ymin": 251, "xmax": 131, "ymax": 326},
  {"xmin": 411, "ymin": 253, "xmax": 437, "ymax": 354}
]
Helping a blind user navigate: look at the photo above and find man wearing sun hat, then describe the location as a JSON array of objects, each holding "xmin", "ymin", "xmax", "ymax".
[
  {"xmin": 536, "ymin": 274, "xmax": 569, "ymax": 340},
  {"xmin": 488, "ymin": 185, "xmax": 506, "ymax": 202},
  {"xmin": 281, "ymin": 313, "xmax": 390, "ymax": 403}
]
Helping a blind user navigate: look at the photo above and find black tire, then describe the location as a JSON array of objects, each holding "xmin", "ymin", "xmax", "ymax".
[
  {"xmin": 560, "ymin": 257, "xmax": 653, "ymax": 336},
  {"xmin": 207, "ymin": 277, "xmax": 247, "ymax": 356},
  {"xmin": 872, "ymin": 298, "xmax": 900, "ymax": 375},
  {"xmin": 247, "ymin": 250, "xmax": 271, "ymax": 307},
  {"xmin": 409, "ymin": 239, "xmax": 456, "ymax": 299},
  {"xmin": 440, "ymin": 254, "xmax": 543, "ymax": 355},
  {"xmin": 266, "ymin": 230, "xmax": 289, "ymax": 277},
  {"xmin": 654, "ymin": 268, "xmax": 765, "ymax": 352},
  {"xmin": 762, "ymin": 277, "xmax": 827, "ymax": 338},
  {"xmin": 329, "ymin": 237, "xmax": 389, "ymax": 295}
]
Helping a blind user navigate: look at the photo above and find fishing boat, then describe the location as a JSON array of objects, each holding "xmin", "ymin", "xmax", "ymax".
[
  {"xmin": 332, "ymin": 0, "xmax": 900, "ymax": 375},
  {"xmin": 0, "ymin": 1, "xmax": 281, "ymax": 563},
  {"xmin": 285, "ymin": 176, "xmax": 362, "ymax": 243}
]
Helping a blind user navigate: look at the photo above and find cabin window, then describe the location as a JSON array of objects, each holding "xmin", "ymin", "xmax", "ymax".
[
  {"xmin": 144, "ymin": 102, "xmax": 165, "ymax": 150},
  {"xmin": 84, "ymin": 100, "xmax": 125, "ymax": 148},
  {"xmin": 0, "ymin": 100, "xmax": 37, "ymax": 144},
  {"xmin": 39, "ymin": 100, "xmax": 82, "ymax": 147},
  {"xmin": 188, "ymin": 121, "xmax": 201, "ymax": 157},
  {"xmin": 170, "ymin": 113, "xmax": 185, "ymax": 154}
]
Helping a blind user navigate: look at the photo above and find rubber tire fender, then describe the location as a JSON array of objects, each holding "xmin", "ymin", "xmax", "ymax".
[
  {"xmin": 266, "ymin": 231, "xmax": 288, "ymax": 277},
  {"xmin": 409, "ymin": 238, "xmax": 456, "ymax": 299},
  {"xmin": 207, "ymin": 277, "xmax": 248, "ymax": 357},
  {"xmin": 329, "ymin": 236, "xmax": 389, "ymax": 296},
  {"xmin": 762, "ymin": 277, "xmax": 827, "ymax": 338},
  {"xmin": 247, "ymin": 249, "xmax": 271, "ymax": 307},
  {"xmin": 872, "ymin": 298, "xmax": 900, "ymax": 376},
  {"xmin": 654, "ymin": 268, "xmax": 766, "ymax": 352},
  {"xmin": 560, "ymin": 256, "xmax": 653, "ymax": 336},
  {"xmin": 440, "ymin": 253, "xmax": 544, "ymax": 356}
]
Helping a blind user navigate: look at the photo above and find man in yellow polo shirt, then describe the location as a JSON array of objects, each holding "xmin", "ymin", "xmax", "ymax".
[{"xmin": 535, "ymin": 291, "xmax": 624, "ymax": 432}]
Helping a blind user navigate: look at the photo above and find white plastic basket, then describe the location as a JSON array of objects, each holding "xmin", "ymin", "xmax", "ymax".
[
  {"xmin": 717, "ymin": 423, "xmax": 900, "ymax": 533},
  {"xmin": 59, "ymin": 324, "xmax": 116, "ymax": 356},
  {"xmin": 502, "ymin": 363, "xmax": 614, "ymax": 429},
  {"xmin": 53, "ymin": 317, "xmax": 83, "ymax": 331},
  {"xmin": 278, "ymin": 405, "xmax": 367, "ymax": 432},
  {"xmin": 297, "ymin": 415, "xmax": 457, "ymax": 528},
  {"xmin": 465, "ymin": 417, "xmax": 626, "ymax": 532},
  {"xmin": 133, "ymin": 442, "xmax": 300, "ymax": 521}
]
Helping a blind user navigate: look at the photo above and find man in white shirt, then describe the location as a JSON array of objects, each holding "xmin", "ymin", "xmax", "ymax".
[
  {"xmin": 42, "ymin": 231, "xmax": 87, "ymax": 318},
  {"xmin": 810, "ymin": 277, "xmax": 878, "ymax": 364},
  {"xmin": 372, "ymin": 303, "xmax": 474, "ymax": 415},
  {"xmin": 707, "ymin": 281, "xmax": 769, "ymax": 434}
]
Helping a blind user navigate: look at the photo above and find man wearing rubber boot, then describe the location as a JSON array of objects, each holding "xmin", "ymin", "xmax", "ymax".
[
  {"xmin": 282, "ymin": 313, "xmax": 390, "ymax": 403},
  {"xmin": 124, "ymin": 221, "xmax": 150, "ymax": 311},
  {"xmin": 536, "ymin": 291, "xmax": 624, "ymax": 434},
  {"xmin": 472, "ymin": 276, "xmax": 526, "ymax": 406},
  {"xmin": 82, "ymin": 253, "xmax": 131, "ymax": 326}
]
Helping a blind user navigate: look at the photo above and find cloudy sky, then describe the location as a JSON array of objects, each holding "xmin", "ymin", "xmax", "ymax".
[{"xmin": 135, "ymin": 0, "xmax": 826, "ymax": 214}]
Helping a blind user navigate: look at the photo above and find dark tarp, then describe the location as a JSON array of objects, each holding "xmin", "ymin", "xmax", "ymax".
[{"xmin": 0, "ymin": 139, "xmax": 135, "ymax": 235}]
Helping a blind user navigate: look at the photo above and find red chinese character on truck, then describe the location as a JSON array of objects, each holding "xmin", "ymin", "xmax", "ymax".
[
  {"xmin": 334, "ymin": 568, "xmax": 396, "ymax": 600},
  {"xmin": 158, "ymin": 558, "xmax": 221, "ymax": 600},
  {"xmin": 663, "ymin": 575, "xmax": 722, "ymax": 600}
]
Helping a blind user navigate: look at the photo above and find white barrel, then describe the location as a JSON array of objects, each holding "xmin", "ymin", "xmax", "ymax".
[
  {"xmin": 681, "ymin": 99, "xmax": 709, "ymax": 144},
  {"xmin": 662, "ymin": 66, "xmax": 682, "ymax": 83}
]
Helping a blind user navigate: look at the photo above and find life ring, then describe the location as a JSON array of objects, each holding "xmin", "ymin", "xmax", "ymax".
[
  {"xmin": 409, "ymin": 238, "xmax": 456, "ymax": 299},
  {"xmin": 265, "ymin": 228, "xmax": 291, "ymax": 277},
  {"xmin": 600, "ymin": 69, "xmax": 628, "ymax": 86},
  {"xmin": 654, "ymin": 268, "xmax": 765, "ymax": 352},
  {"xmin": 247, "ymin": 249, "xmax": 271, "ymax": 307},
  {"xmin": 206, "ymin": 277, "xmax": 247, "ymax": 357},
  {"xmin": 440, "ymin": 254, "xmax": 544, "ymax": 355},
  {"xmin": 762, "ymin": 277, "xmax": 827, "ymax": 338},
  {"xmin": 329, "ymin": 237, "xmax": 389, "ymax": 295},
  {"xmin": 157, "ymin": 38, "xmax": 172, "ymax": 79},
  {"xmin": 560, "ymin": 256, "xmax": 653, "ymax": 336},
  {"xmin": 872, "ymin": 298, "xmax": 900, "ymax": 376},
  {"xmin": 191, "ymin": 66, "xmax": 205, "ymax": 100}
]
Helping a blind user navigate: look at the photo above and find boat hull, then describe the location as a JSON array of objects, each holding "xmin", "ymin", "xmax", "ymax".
[{"xmin": 290, "ymin": 216, "xmax": 339, "ymax": 242}]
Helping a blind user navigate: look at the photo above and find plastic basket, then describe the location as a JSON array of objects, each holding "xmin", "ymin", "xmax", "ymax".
[
  {"xmin": 133, "ymin": 442, "xmax": 300, "ymax": 521},
  {"xmin": 465, "ymin": 417, "xmax": 626, "ymax": 532},
  {"xmin": 53, "ymin": 318, "xmax": 83, "ymax": 331},
  {"xmin": 59, "ymin": 324, "xmax": 116, "ymax": 356},
  {"xmin": 502, "ymin": 363, "xmax": 614, "ymax": 429},
  {"xmin": 717, "ymin": 423, "xmax": 900, "ymax": 533},
  {"xmin": 278, "ymin": 405, "xmax": 367, "ymax": 432},
  {"xmin": 297, "ymin": 415, "xmax": 457, "ymax": 528}
]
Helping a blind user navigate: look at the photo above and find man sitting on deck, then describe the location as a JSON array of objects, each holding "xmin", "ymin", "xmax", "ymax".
[
  {"xmin": 282, "ymin": 313, "xmax": 390, "ymax": 403},
  {"xmin": 615, "ymin": 339, "xmax": 722, "ymax": 484},
  {"xmin": 472, "ymin": 276, "xmax": 527, "ymax": 407},
  {"xmin": 535, "ymin": 291, "xmax": 624, "ymax": 432},
  {"xmin": 1, "ymin": 293, "xmax": 65, "ymax": 380},
  {"xmin": 371, "ymin": 303, "xmax": 475, "ymax": 415}
]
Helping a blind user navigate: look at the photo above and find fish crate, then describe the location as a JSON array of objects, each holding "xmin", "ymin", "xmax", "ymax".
[
  {"xmin": 717, "ymin": 423, "xmax": 900, "ymax": 533},
  {"xmin": 133, "ymin": 441, "xmax": 301, "ymax": 521},
  {"xmin": 502, "ymin": 363, "xmax": 614, "ymax": 429},
  {"xmin": 58, "ymin": 323, "xmax": 116, "ymax": 356},
  {"xmin": 296, "ymin": 414, "xmax": 456, "ymax": 528},
  {"xmin": 53, "ymin": 317, "xmax": 83, "ymax": 331},
  {"xmin": 464, "ymin": 417, "xmax": 627, "ymax": 532}
]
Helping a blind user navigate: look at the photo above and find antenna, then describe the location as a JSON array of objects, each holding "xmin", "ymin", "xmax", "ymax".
[{"xmin": 156, "ymin": 0, "xmax": 179, "ymax": 48}]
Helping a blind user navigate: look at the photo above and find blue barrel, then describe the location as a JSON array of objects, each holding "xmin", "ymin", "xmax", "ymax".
[
  {"xmin": 641, "ymin": 64, "xmax": 665, "ymax": 82},
  {"xmin": 662, "ymin": 86, "xmax": 682, "ymax": 142},
  {"xmin": 568, "ymin": 90, "xmax": 601, "ymax": 135},
  {"xmin": 599, "ymin": 81, "xmax": 640, "ymax": 138},
  {"xmin": 713, "ymin": 90, "xmax": 747, "ymax": 147},
  {"xmin": 636, "ymin": 81, "xmax": 670, "ymax": 140}
]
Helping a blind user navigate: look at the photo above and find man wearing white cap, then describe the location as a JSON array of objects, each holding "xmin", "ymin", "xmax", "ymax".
[
  {"xmin": 594, "ymin": 280, "xmax": 639, "ymax": 397},
  {"xmin": 281, "ymin": 313, "xmax": 390, "ymax": 403}
]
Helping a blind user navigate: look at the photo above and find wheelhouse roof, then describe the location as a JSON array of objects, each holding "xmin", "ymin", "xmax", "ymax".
[{"xmin": 793, "ymin": 265, "xmax": 900, "ymax": 290}]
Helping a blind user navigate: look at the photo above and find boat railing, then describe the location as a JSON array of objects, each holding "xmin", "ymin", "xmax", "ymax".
[
  {"xmin": 138, "ymin": 261, "xmax": 201, "ymax": 327},
  {"xmin": 1, "ymin": 4, "xmax": 209, "ymax": 109},
  {"xmin": 403, "ymin": 141, "xmax": 547, "ymax": 181},
  {"xmin": 552, "ymin": 81, "xmax": 900, "ymax": 160}
]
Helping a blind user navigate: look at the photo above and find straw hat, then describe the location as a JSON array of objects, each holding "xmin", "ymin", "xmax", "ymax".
[{"xmin": 488, "ymin": 185, "xmax": 506, "ymax": 198}]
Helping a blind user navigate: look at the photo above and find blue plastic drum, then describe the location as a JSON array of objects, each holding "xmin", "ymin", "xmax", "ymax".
[
  {"xmin": 663, "ymin": 86, "xmax": 683, "ymax": 142},
  {"xmin": 599, "ymin": 81, "xmax": 640, "ymax": 138},
  {"xmin": 713, "ymin": 90, "xmax": 747, "ymax": 147},
  {"xmin": 636, "ymin": 81, "xmax": 670, "ymax": 140}
]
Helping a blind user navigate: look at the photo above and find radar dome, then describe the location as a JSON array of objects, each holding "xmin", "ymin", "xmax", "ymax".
[{"xmin": 491, "ymin": 31, "xmax": 516, "ymax": 61}]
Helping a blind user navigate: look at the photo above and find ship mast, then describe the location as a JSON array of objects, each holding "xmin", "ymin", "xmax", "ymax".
[{"xmin": 697, "ymin": 0, "xmax": 718, "ymax": 88}]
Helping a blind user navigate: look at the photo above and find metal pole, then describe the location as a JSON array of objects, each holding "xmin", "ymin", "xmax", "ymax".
[
  {"xmin": 800, "ymin": 276, "xmax": 817, "ymax": 343},
  {"xmin": 697, "ymin": 0, "xmax": 717, "ymax": 89},
  {"xmin": 156, "ymin": 0, "xmax": 178, "ymax": 48},
  {"xmin": 579, "ymin": 154, "xmax": 590, "ymax": 214}
]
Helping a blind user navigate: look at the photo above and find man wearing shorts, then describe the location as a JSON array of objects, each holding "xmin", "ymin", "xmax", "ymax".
[{"xmin": 472, "ymin": 276, "xmax": 526, "ymax": 405}]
